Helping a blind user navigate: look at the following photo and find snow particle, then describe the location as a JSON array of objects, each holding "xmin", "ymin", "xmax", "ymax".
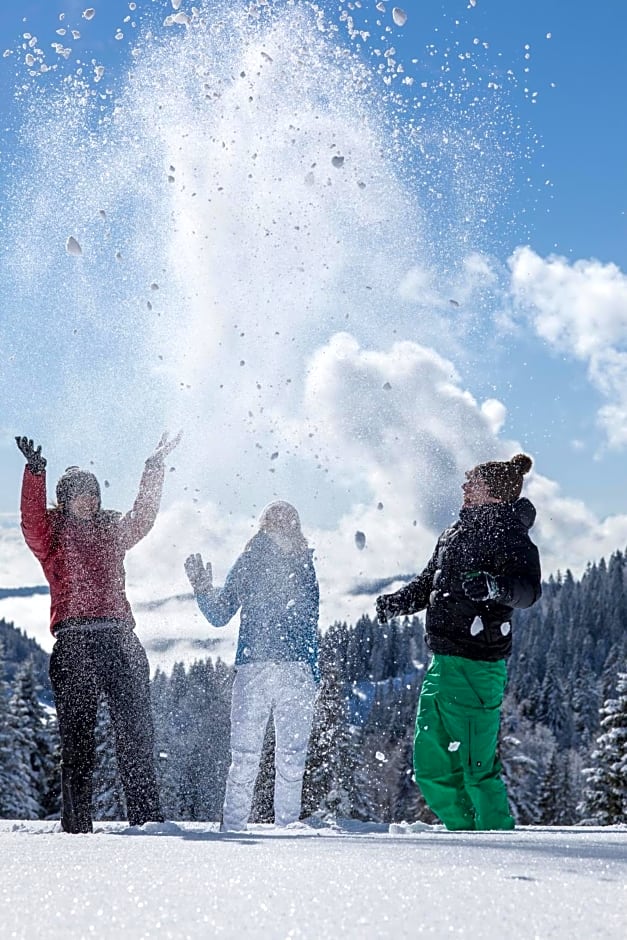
[
  {"xmin": 65, "ymin": 236, "xmax": 82, "ymax": 256},
  {"xmin": 448, "ymin": 741, "xmax": 461, "ymax": 752},
  {"xmin": 331, "ymin": 155, "xmax": 345, "ymax": 168},
  {"xmin": 354, "ymin": 531, "xmax": 366, "ymax": 551},
  {"xmin": 470, "ymin": 617, "xmax": 484, "ymax": 636},
  {"xmin": 82, "ymin": 8, "xmax": 96, "ymax": 20},
  {"xmin": 500, "ymin": 622, "xmax": 511, "ymax": 636},
  {"xmin": 392, "ymin": 8, "xmax": 408, "ymax": 27},
  {"xmin": 382, "ymin": 381, "xmax": 392, "ymax": 390}
]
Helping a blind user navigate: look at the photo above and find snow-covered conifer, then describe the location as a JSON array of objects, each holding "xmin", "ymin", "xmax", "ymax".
[{"xmin": 579, "ymin": 671, "xmax": 627, "ymax": 824}]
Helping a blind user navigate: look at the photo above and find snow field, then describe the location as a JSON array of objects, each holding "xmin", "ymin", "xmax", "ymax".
[{"xmin": 1, "ymin": 821, "xmax": 625, "ymax": 939}]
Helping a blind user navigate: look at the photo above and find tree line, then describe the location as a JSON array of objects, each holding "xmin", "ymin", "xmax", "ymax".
[{"xmin": 1, "ymin": 548, "xmax": 626, "ymax": 825}]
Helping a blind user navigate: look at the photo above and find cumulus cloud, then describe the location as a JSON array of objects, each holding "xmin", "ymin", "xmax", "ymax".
[
  {"xmin": 526, "ymin": 475, "xmax": 627, "ymax": 579},
  {"xmin": 509, "ymin": 246, "xmax": 627, "ymax": 447},
  {"xmin": 296, "ymin": 332, "xmax": 510, "ymax": 524}
]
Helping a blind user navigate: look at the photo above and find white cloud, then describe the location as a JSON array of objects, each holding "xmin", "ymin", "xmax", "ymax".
[
  {"xmin": 509, "ymin": 246, "xmax": 627, "ymax": 448},
  {"xmin": 526, "ymin": 474, "xmax": 627, "ymax": 579}
]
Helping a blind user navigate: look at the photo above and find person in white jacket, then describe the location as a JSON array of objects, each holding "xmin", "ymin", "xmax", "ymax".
[{"xmin": 184, "ymin": 501, "xmax": 319, "ymax": 831}]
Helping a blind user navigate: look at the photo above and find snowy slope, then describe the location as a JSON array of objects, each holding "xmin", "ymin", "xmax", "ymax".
[{"xmin": 1, "ymin": 820, "xmax": 625, "ymax": 939}]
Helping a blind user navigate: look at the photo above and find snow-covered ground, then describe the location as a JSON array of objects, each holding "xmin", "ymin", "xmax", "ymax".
[{"xmin": 1, "ymin": 820, "xmax": 625, "ymax": 938}]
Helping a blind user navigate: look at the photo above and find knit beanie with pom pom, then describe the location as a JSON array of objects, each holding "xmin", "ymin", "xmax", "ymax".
[{"xmin": 472, "ymin": 454, "xmax": 533, "ymax": 502}]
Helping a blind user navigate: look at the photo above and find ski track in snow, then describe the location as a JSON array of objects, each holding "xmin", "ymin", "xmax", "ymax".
[{"xmin": 1, "ymin": 821, "xmax": 625, "ymax": 938}]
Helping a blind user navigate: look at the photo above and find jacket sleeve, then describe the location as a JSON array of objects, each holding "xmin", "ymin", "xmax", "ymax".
[
  {"xmin": 387, "ymin": 542, "xmax": 439, "ymax": 615},
  {"xmin": 494, "ymin": 536, "xmax": 542, "ymax": 609},
  {"xmin": 118, "ymin": 459, "xmax": 165, "ymax": 550},
  {"xmin": 19, "ymin": 467, "xmax": 53, "ymax": 561},
  {"xmin": 196, "ymin": 554, "xmax": 244, "ymax": 627}
]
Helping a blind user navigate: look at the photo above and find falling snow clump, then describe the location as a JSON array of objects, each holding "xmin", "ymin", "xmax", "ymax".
[
  {"xmin": 392, "ymin": 8, "xmax": 408, "ymax": 27},
  {"xmin": 354, "ymin": 531, "xmax": 366, "ymax": 550},
  {"xmin": 65, "ymin": 236, "xmax": 82, "ymax": 256},
  {"xmin": 470, "ymin": 617, "xmax": 484, "ymax": 636}
]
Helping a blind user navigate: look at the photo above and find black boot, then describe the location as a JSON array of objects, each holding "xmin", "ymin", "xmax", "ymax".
[{"xmin": 61, "ymin": 768, "xmax": 93, "ymax": 834}]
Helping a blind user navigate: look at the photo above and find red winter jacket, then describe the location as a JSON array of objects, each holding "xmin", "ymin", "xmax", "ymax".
[{"xmin": 20, "ymin": 462, "xmax": 165, "ymax": 634}]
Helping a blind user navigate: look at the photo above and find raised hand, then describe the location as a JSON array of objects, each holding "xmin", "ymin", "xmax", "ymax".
[
  {"xmin": 146, "ymin": 430, "xmax": 183, "ymax": 466},
  {"xmin": 184, "ymin": 552, "xmax": 213, "ymax": 595},
  {"xmin": 15, "ymin": 436, "xmax": 47, "ymax": 475}
]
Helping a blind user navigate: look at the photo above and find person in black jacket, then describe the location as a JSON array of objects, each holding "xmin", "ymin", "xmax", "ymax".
[{"xmin": 376, "ymin": 454, "xmax": 541, "ymax": 830}]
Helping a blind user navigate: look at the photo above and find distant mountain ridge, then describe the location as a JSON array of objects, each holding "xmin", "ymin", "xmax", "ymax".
[
  {"xmin": 0, "ymin": 586, "xmax": 49, "ymax": 599},
  {"xmin": 0, "ymin": 617, "xmax": 51, "ymax": 699}
]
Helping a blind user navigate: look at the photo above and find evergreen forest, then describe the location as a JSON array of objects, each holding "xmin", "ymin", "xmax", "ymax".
[{"xmin": 1, "ymin": 550, "xmax": 626, "ymax": 826}]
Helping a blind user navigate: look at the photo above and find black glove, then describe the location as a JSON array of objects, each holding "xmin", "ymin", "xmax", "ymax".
[
  {"xmin": 184, "ymin": 553, "xmax": 213, "ymax": 595},
  {"xmin": 376, "ymin": 593, "xmax": 403, "ymax": 625},
  {"xmin": 15, "ymin": 436, "xmax": 47, "ymax": 475},
  {"xmin": 462, "ymin": 571, "xmax": 504, "ymax": 603}
]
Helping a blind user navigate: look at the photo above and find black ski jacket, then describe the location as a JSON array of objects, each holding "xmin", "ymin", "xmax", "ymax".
[{"xmin": 388, "ymin": 498, "xmax": 542, "ymax": 662}]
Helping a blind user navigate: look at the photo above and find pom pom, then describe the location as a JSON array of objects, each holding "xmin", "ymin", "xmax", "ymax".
[{"xmin": 510, "ymin": 453, "xmax": 532, "ymax": 476}]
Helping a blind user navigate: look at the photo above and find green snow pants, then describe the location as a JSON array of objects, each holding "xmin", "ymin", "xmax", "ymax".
[{"xmin": 413, "ymin": 654, "xmax": 515, "ymax": 831}]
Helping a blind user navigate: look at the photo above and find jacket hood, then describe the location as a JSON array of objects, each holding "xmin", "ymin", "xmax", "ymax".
[{"xmin": 513, "ymin": 496, "xmax": 536, "ymax": 530}]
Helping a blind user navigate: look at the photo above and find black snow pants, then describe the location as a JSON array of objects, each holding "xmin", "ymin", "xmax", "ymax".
[{"xmin": 49, "ymin": 622, "xmax": 162, "ymax": 833}]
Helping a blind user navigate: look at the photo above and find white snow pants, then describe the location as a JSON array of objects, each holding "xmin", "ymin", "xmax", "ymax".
[{"xmin": 221, "ymin": 661, "xmax": 317, "ymax": 831}]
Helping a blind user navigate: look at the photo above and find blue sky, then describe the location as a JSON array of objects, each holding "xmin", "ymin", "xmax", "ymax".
[{"xmin": 0, "ymin": 0, "xmax": 626, "ymax": 655}]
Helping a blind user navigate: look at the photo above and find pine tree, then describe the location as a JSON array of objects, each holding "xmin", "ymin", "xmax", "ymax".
[
  {"xmin": 388, "ymin": 726, "xmax": 435, "ymax": 824},
  {"xmin": 8, "ymin": 660, "xmax": 57, "ymax": 818},
  {"xmin": 40, "ymin": 712, "xmax": 61, "ymax": 819},
  {"xmin": 0, "ymin": 642, "xmax": 20, "ymax": 817},
  {"xmin": 92, "ymin": 697, "xmax": 126, "ymax": 821},
  {"xmin": 579, "ymin": 670, "xmax": 627, "ymax": 824},
  {"xmin": 302, "ymin": 669, "xmax": 360, "ymax": 820},
  {"xmin": 537, "ymin": 749, "xmax": 556, "ymax": 825},
  {"xmin": 500, "ymin": 696, "xmax": 556, "ymax": 824},
  {"xmin": 151, "ymin": 667, "xmax": 182, "ymax": 819}
]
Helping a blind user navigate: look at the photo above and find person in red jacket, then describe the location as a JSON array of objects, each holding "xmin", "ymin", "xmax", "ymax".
[{"xmin": 16, "ymin": 431, "xmax": 181, "ymax": 833}]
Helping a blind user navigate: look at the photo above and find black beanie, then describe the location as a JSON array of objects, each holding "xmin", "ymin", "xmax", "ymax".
[
  {"xmin": 55, "ymin": 467, "xmax": 101, "ymax": 509},
  {"xmin": 473, "ymin": 453, "xmax": 533, "ymax": 503}
]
